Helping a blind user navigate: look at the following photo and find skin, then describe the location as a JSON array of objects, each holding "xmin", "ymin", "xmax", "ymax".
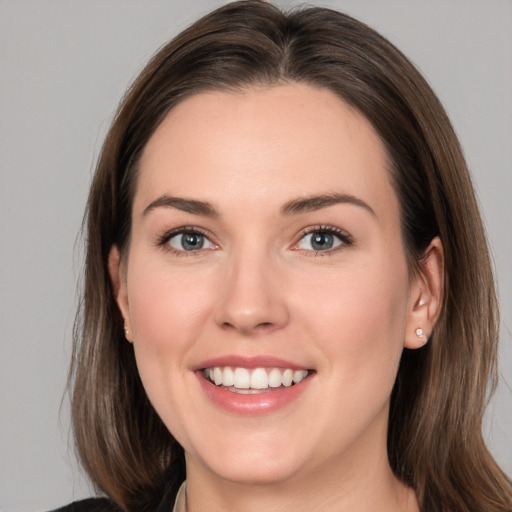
[{"xmin": 110, "ymin": 83, "xmax": 443, "ymax": 512}]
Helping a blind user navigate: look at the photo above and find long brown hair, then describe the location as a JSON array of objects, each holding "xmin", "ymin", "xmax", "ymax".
[{"xmin": 70, "ymin": 2, "xmax": 512, "ymax": 510}]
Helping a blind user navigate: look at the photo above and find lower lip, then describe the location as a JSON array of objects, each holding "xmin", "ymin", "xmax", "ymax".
[{"xmin": 196, "ymin": 371, "xmax": 313, "ymax": 415}]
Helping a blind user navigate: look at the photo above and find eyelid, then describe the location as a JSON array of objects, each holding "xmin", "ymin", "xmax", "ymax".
[
  {"xmin": 291, "ymin": 225, "xmax": 353, "ymax": 254},
  {"xmin": 157, "ymin": 226, "xmax": 218, "ymax": 254}
]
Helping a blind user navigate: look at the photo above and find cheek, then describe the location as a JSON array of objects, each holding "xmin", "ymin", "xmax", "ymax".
[
  {"xmin": 298, "ymin": 255, "xmax": 410, "ymax": 383},
  {"xmin": 124, "ymin": 257, "xmax": 216, "ymax": 410},
  {"xmin": 127, "ymin": 259, "xmax": 212, "ymax": 352},
  {"xmin": 124, "ymin": 258, "xmax": 218, "ymax": 439}
]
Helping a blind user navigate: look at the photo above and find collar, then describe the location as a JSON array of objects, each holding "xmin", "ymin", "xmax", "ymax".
[{"xmin": 171, "ymin": 481, "xmax": 187, "ymax": 512}]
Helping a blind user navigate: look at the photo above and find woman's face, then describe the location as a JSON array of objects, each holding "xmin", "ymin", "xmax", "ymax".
[{"xmin": 113, "ymin": 83, "xmax": 430, "ymax": 486}]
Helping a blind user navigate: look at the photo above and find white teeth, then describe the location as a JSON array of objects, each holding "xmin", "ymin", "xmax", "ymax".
[
  {"xmin": 233, "ymin": 367, "xmax": 250, "ymax": 389},
  {"xmin": 213, "ymin": 367, "xmax": 223, "ymax": 386},
  {"xmin": 293, "ymin": 370, "xmax": 308, "ymax": 383},
  {"xmin": 223, "ymin": 367, "xmax": 234, "ymax": 387},
  {"xmin": 268, "ymin": 368, "xmax": 282, "ymax": 388},
  {"xmin": 250, "ymin": 368, "xmax": 268, "ymax": 389},
  {"xmin": 204, "ymin": 366, "xmax": 309, "ymax": 390},
  {"xmin": 282, "ymin": 368, "xmax": 293, "ymax": 387}
]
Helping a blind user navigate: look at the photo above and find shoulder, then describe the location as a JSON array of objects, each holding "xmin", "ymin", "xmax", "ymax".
[{"xmin": 49, "ymin": 497, "xmax": 119, "ymax": 512}]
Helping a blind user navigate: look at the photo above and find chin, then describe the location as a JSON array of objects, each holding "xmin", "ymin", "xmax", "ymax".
[
  {"xmin": 206, "ymin": 457, "xmax": 303, "ymax": 486},
  {"xmin": 185, "ymin": 434, "xmax": 309, "ymax": 486}
]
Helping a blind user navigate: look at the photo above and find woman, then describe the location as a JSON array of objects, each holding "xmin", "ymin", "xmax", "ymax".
[{"xmin": 60, "ymin": 1, "xmax": 511, "ymax": 511}]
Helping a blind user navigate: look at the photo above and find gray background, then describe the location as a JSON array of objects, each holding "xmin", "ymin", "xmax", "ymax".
[{"xmin": 1, "ymin": 1, "xmax": 510, "ymax": 510}]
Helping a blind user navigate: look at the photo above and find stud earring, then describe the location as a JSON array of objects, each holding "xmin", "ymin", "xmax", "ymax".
[
  {"xmin": 124, "ymin": 326, "xmax": 129, "ymax": 338},
  {"xmin": 415, "ymin": 328, "xmax": 424, "ymax": 339},
  {"xmin": 418, "ymin": 298, "xmax": 425, "ymax": 307}
]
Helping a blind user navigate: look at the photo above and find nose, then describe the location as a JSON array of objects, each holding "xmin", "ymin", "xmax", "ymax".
[{"xmin": 213, "ymin": 250, "xmax": 290, "ymax": 336}]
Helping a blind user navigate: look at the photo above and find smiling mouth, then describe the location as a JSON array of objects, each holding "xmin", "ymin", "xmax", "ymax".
[{"xmin": 202, "ymin": 366, "xmax": 310, "ymax": 394}]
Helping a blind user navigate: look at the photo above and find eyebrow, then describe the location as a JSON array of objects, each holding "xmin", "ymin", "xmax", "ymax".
[
  {"xmin": 142, "ymin": 192, "xmax": 375, "ymax": 218},
  {"xmin": 143, "ymin": 195, "xmax": 220, "ymax": 217},
  {"xmin": 281, "ymin": 193, "xmax": 376, "ymax": 216}
]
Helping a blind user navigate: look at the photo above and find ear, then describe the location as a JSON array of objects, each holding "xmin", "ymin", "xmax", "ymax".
[
  {"xmin": 404, "ymin": 237, "xmax": 444, "ymax": 349},
  {"xmin": 108, "ymin": 246, "xmax": 132, "ymax": 342}
]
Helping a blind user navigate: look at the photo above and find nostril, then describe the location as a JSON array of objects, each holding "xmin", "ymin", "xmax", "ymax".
[
  {"xmin": 220, "ymin": 320, "xmax": 275, "ymax": 334},
  {"xmin": 255, "ymin": 322, "xmax": 273, "ymax": 330}
]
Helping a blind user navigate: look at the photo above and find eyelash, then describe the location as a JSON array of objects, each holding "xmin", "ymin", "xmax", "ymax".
[
  {"xmin": 293, "ymin": 225, "xmax": 353, "ymax": 256},
  {"xmin": 157, "ymin": 226, "xmax": 216, "ymax": 256},
  {"xmin": 156, "ymin": 224, "xmax": 353, "ymax": 256}
]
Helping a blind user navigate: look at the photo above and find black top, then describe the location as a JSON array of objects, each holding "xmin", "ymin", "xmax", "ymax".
[
  {"xmin": 50, "ymin": 463, "xmax": 184, "ymax": 512},
  {"xmin": 51, "ymin": 498, "xmax": 119, "ymax": 512},
  {"xmin": 50, "ymin": 478, "xmax": 181, "ymax": 512}
]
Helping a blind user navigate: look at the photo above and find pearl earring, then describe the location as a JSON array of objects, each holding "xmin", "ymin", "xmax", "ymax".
[{"xmin": 415, "ymin": 328, "xmax": 424, "ymax": 339}]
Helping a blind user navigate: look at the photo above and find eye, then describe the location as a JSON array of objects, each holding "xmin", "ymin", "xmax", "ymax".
[
  {"xmin": 294, "ymin": 226, "xmax": 352, "ymax": 253},
  {"xmin": 164, "ymin": 230, "xmax": 216, "ymax": 253}
]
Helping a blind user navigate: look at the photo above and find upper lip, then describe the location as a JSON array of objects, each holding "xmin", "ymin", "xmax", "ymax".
[{"xmin": 194, "ymin": 355, "xmax": 310, "ymax": 371}]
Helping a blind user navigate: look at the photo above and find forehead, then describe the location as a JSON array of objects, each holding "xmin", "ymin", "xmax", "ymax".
[{"xmin": 135, "ymin": 83, "xmax": 397, "ymax": 220}]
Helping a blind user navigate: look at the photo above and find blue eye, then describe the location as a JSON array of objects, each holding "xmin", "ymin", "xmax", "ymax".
[
  {"xmin": 296, "ymin": 228, "xmax": 350, "ymax": 252},
  {"xmin": 168, "ymin": 231, "xmax": 215, "ymax": 252}
]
